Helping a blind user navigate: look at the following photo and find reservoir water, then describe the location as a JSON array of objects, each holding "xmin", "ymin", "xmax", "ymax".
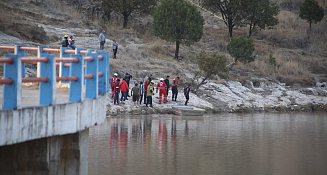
[{"xmin": 89, "ymin": 113, "xmax": 327, "ymax": 175}]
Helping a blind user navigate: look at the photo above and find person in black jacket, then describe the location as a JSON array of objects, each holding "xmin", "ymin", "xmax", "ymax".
[
  {"xmin": 61, "ymin": 34, "xmax": 69, "ymax": 47},
  {"xmin": 164, "ymin": 76, "xmax": 170, "ymax": 97},
  {"xmin": 184, "ymin": 83, "xmax": 191, "ymax": 106}
]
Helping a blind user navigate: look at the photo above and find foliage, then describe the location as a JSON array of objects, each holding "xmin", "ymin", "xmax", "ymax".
[
  {"xmin": 299, "ymin": 0, "xmax": 324, "ymax": 29},
  {"xmin": 102, "ymin": 0, "xmax": 158, "ymax": 28},
  {"xmin": 200, "ymin": 0, "xmax": 244, "ymax": 38},
  {"xmin": 195, "ymin": 51, "xmax": 228, "ymax": 89},
  {"xmin": 153, "ymin": 0, "xmax": 204, "ymax": 59},
  {"xmin": 227, "ymin": 36, "xmax": 255, "ymax": 63},
  {"xmin": 244, "ymin": 0, "xmax": 279, "ymax": 37}
]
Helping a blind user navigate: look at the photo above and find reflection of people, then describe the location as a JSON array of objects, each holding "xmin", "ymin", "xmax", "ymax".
[
  {"xmin": 158, "ymin": 120, "xmax": 167, "ymax": 155},
  {"xmin": 112, "ymin": 39, "xmax": 118, "ymax": 59},
  {"xmin": 99, "ymin": 30, "xmax": 106, "ymax": 50}
]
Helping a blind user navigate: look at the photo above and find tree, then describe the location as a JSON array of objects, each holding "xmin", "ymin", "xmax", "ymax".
[
  {"xmin": 244, "ymin": 0, "xmax": 279, "ymax": 37},
  {"xmin": 153, "ymin": 0, "xmax": 204, "ymax": 59},
  {"xmin": 102, "ymin": 0, "xmax": 158, "ymax": 28},
  {"xmin": 227, "ymin": 36, "xmax": 255, "ymax": 64},
  {"xmin": 299, "ymin": 0, "xmax": 324, "ymax": 29},
  {"xmin": 195, "ymin": 51, "xmax": 228, "ymax": 89},
  {"xmin": 201, "ymin": 0, "xmax": 244, "ymax": 38}
]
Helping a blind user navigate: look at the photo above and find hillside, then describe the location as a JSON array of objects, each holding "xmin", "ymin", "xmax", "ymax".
[{"xmin": 0, "ymin": 0, "xmax": 327, "ymax": 113}]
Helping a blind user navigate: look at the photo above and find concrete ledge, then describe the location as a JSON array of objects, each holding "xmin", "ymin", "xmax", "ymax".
[
  {"xmin": 172, "ymin": 105, "xmax": 205, "ymax": 116},
  {"xmin": 0, "ymin": 95, "xmax": 106, "ymax": 146}
]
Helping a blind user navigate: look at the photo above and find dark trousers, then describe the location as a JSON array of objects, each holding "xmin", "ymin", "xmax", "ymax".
[
  {"xmin": 113, "ymin": 49, "xmax": 117, "ymax": 58},
  {"xmin": 139, "ymin": 93, "xmax": 143, "ymax": 104},
  {"xmin": 143, "ymin": 91, "xmax": 147, "ymax": 104},
  {"xmin": 172, "ymin": 86, "xmax": 178, "ymax": 101},
  {"xmin": 185, "ymin": 94, "xmax": 189, "ymax": 105},
  {"xmin": 120, "ymin": 92, "xmax": 127, "ymax": 101},
  {"xmin": 114, "ymin": 93, "xmax": 119, "ymax": 104},
  {"xmin": 146, "ymin": 96, "xmax": 152, "ymax": 107},
  {"xmin": 166, "ymin": 87, "xmax": 169, "ymax": 96}
]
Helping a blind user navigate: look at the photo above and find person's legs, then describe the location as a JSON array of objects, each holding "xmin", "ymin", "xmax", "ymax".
[
  {"xmin": 146, "ymin": 96, "xmax": 150, "ymax": 107},
  {"xmin": 149, "ymin": 96, "xmax": 153, "ymax": 107},
  {"xmin": 139, "ymin": 94, "xmax": 143, "ymax": 104},
  {"xmin": 175, "ymin": 91, "xmax": 178, "ymax": 101},
  {"xmin": 159, "ymin": 90, "xmax": 163, "ymax": 104},
  {"xmin": 185, "ymin": 95, "xmax": 189, "ymax": 105},
  {"xmin": 144, "ymin": 92, "xmax": 147, "ymax": 104},
  {"xmin": 100, "ymin": 44, "xmax": 104, "ymax": 50},
  {"xmin": 120, "ymin": 92, "xmax": 124, "ymax": 101},
  {"xmin": 163, "ymin": 90, "xmax": 167, "ymax": 103}
]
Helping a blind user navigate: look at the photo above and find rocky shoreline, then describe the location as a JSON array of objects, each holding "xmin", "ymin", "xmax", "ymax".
[{"xmin": 106, "ymin": 79, "xmax": 327, "ymax": 116}]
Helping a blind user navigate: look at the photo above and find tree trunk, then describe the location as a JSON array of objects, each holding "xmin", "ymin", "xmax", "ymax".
[
  {"xmin": 248, "ymin": 25, "xmax": 253, "ymax": 37},
  {"xmin": 228, "ymin": 26, "xmax": 233, "ymax": 39},
  {"xmin": 175, "ymin": 40, "xmax": 180, "ymax": 59},
  {"xmin": 309, "ymin": 20, "xmax": 312, "ymax": 29},
  {"xmin": 123, "ymin": 15, "xmax": 129, "ymax": 28}
]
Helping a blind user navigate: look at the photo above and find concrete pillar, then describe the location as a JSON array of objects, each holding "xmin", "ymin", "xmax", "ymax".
[{"xmin": 0, "ymin": 130, "xmax": 89, "ymax": 175}]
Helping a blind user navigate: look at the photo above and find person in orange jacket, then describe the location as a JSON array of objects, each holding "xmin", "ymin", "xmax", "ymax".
[
  {"xmin": 156, "ymin": 78, "xmax": 167, "ymax": 104},
  {"xmin": 120, "ymin": 78, "xmax": 129, "ymax": 101}
]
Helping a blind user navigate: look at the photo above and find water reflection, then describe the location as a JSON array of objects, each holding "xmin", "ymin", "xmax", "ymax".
[{"xmin": 89, "ymin": 113, "xmax": 327, "ymax": 175}]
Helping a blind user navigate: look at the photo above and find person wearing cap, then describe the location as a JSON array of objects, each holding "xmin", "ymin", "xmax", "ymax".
[
  {"xmin": 113, "ymin": 79, "xmax": 121, "ymax": 105},
  {"xmin": 156, "ymin": 78, "xmax": 167, "ymax": 104},
  {"xmin": 61, "ymin": 34, "xmax": 69, "ymax": 47},
  {"xmin": 164, "ymin": 76, "xmax": 170, "ymax": 98},
  {"xmin": 146, "ymin": 80, "xmax": 155, "ymax": 107},
  {"xmin": 110, "ymin": 73, "xmax": 118, "ymax": 98},
  {"xmin": 171, "ymin": 76, "xmax": 180, "ymax": 101},
  {"xmin": 184, "ymin": 83, "xmax": 191, "ymax": 106},
  {"xmin": 99, "ymin": 30, "xmax": 106, "ymax": 50}
]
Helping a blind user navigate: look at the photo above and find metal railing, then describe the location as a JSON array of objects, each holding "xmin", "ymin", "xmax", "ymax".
[{"xmin": 0, "ymin": 45, "xmax": 110, "ymax": 110}]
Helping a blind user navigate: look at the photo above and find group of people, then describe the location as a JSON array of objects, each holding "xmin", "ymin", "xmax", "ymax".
[
  {"xmin": 60, "ymin": 29, "xmax": 118, "ymax": 58},
  {"xmin": 99, "ymin": 30, "xmax": 119, "ymax": 59},
  {"xmin": 110, "ymin": 73, "xmax": 191, "ymax": 107},
  {"xmin": 61, "ymin": 34, "xmax": 76, "ymax": 49}
]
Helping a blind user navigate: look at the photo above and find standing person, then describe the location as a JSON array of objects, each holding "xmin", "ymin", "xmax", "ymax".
[
  {"xmin": 124, "ymin": 73, "xmax": 133, "ymax": 96},
  {"xmin": 99, "ymin": 30, "xmax": 106, "ymax": 50},
  {"xmin": 120, "ymin": 78, "xmax": 129, "ymax": 101},
  {"xmin": 110, "ymin": 73, "xmax": 118, "ymax": 98},
  {"xmin": 171, "ymin": 76, "xmax": 180, "ymax": 101},
  {"xmin": 139, "ymin": 81, "xmax": 144, "ymax": 105},
  {"xmin": 112, "ymin": 39, "xmax": 118, "ymax": 59},
  {"xmin": 131, "ymin": 83, "xmax": 140, "ymax": 105},
  {"xmin": 61, "ymin": 34, "xmax": 69, "ymax": 47},
  {"xmin": 68, "ymin": 35, "xmax": 76, "ymax": 50},
  {"xmin": 143, "ymin": 76, "xmax": 151, "ymax": 104},
  {"xmin": 164, "ymin": 76, "xmax": 170, "ymax": 97},
  {"xmin": 146, "ymin": 81, "xmax": 155, "ymax": 107},
  {"xmin": 114, "ymin": 79, "xmax": 121, "ymax": 105},
  {"xmin": 184, "ymin": 83, "xmax": 191, "ymax": 106},
  {"xmin": 156, "ymin": 78, "xmax": 167, "ymax": 104}
]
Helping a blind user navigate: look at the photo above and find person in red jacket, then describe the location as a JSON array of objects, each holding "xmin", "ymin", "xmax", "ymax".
[
  {"xmin": 156, "ymin": 78, "xmax": 167, "ymax": 104},
  {"xmin": 113, "ymin": 79, "xmax": 120, "ymax": 105},
  {"xmin": 120, "ymin": 78, "xmax": 129, "ymax": 101},
  {"xmin": 110, "ymin": 73, "xmax": 118, "ymax": 98}
]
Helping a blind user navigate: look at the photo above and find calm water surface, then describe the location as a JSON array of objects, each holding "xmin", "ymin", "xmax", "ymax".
[{"xmin": 88, "ymin": 113, "xmax": 327, "ymax": 175}]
